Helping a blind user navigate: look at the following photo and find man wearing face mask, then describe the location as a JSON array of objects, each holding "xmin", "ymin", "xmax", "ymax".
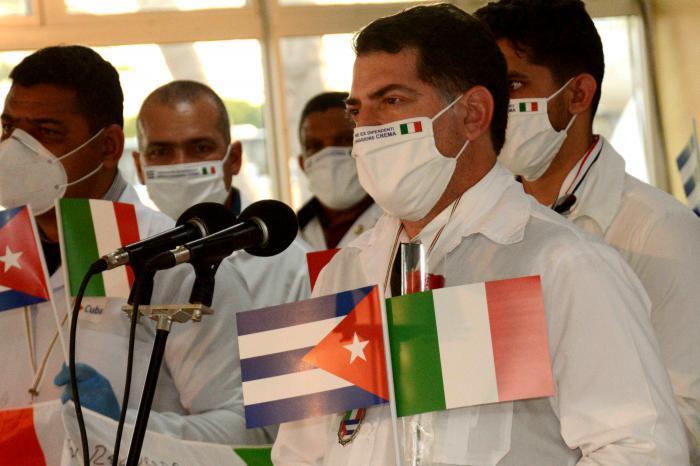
[
  {"xmin": 0, "ymin": 46, "xmax": 268, "ymax": 446},
  {"xmin": 133, "ymin": 80, "xmax": 309, "ymax": 309},
  {"xmin": 297, "ymin": 92, "xmax": 383, "ymax": 250},
  {"xmin": 476, "ymin": 1, "xmax": 700, "ymax": 459},
  {"xmin": 273, "ymin": 4, "xmax": 688, "ymax": 464}
]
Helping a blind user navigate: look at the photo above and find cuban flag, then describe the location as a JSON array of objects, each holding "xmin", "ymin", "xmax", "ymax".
[
  {"xmin": 0, "ymin": 206, "xmax": 51, "ymax": 312},
  {"xmin": 237, "ymin": 286, "xmax": 389, "ymax": 428},
  {"xmin": 676, "ymin": 121, "xmax": 700, "ymax": 216}
]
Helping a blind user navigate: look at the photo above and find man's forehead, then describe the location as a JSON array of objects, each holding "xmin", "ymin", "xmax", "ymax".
[
  {"xmin": 4, "ymin": 83, "xmax": 81, "ymax": 119},
  {"xmin": 140, "ymin": 100, "xmax": 221, "ymax": 140},
  {"xmin": 349, "ymin": 48, "xmax": 421, "ymax": 99}
]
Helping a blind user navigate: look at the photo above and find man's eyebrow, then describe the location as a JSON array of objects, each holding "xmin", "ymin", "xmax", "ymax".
[
  {"xmin": 507, "ymin": 71, "xmax": 529, "ymax": 80},
  {"xmin": 0, "ymin": 114, "xmax": 64, "ymax": 126},
  {"xmin": 346, "ymin": 84, "xmax": 418, "ymax": 106}
]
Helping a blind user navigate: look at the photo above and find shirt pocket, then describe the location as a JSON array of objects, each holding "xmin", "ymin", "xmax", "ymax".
[{"xmin": 429, "ymin": 402, "xmax": 513, "ymax": 465}]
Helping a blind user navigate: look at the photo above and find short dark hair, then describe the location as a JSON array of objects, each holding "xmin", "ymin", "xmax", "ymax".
[
  {"xmin": 139, "ymin": 80, "xmax": 230, "ymax": 146},
  {"xmin": 10, "ymin": 45, "xmax": 124, "ymax": 131},
  {"xmin": 354, "ymin": 3, "xmax": 509, "ymax": 153},
  {"xmin": 475, "ymin": 0, "xmax": 605, "ymax": 115},
  {"xmin": 298, "ymin": 91, "xmax": 349, "ymax": 143}
]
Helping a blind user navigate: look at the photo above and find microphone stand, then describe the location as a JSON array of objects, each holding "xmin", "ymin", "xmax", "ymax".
[{"xmin": 124, "ymin": 259, "xmax": 221, "ymax": 466}]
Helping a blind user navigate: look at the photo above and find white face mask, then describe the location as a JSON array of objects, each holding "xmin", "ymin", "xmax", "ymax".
[
  {"xmin": 0, "ymin": 128, "xmax": 104, "ymax": 215},
  {"xmin": 499, "ymin": 78, "xmax": 576, "ymax": 181},
  {"xmin": 352, "ymin": 95, "xmax": 468, "ymax": 221},
  {"xmin": 143, "ymin": 147, "xmax": 230, "ymax": 220},
  {"xmin": 304, "ymin": 146, "xmax": 367, "ymax": 210}
]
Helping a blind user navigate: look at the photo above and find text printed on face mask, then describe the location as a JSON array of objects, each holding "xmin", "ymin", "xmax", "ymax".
[{"xmin": 354, "ymin": 127, "xmax": 398, "ymax": 144}]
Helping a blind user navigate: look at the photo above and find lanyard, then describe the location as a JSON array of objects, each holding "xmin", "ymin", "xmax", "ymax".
[{"xmin": 382, "ymin": 195, "xmax": 463, "ymax": 293}]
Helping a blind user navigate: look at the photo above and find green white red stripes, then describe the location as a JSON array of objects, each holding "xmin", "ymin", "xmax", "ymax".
[
  {"xmin": 399, "ymin": 121, "xmax": 423, "ymax": 135},
  {"xmin": 386, "ymin": 276, "xmax": 553, "ymax": 417},
  {"xmin": 509, "ymin": 99, "xmax": 542, "ymax": 113},
  {"xmin": 59, "ymin": 199, "xmax": 140, "ymax": 298}
]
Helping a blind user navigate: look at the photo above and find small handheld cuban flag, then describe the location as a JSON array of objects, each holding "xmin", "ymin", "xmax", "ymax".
[
  {"xmin": 236, "ymin": 285, "xmax": 389, "ymax": 428},
  {"xmin": 675, "ymin": 118, "xmax": 700, "ymax": 217},
  {"xmin": 0, "ymin": 206, "xmax": 52, "ymax": 312}
]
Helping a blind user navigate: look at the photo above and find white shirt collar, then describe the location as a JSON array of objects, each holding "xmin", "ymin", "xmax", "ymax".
[
  {"xmin": 561, "ymin": 137, "xmax": 626, "ymax": 233},
  {"xmin": 353, "ymin": 162, "xmax": 531, "ymax": 287}
]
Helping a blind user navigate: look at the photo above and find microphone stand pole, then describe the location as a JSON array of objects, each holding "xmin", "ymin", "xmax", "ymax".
[
  {"xmin": 124, "ymin": 259, "xmax": 220, "ymax": 466},
  {"xmin": 125, "ymin": 315, "xmax": 171, "ymax": 466}
]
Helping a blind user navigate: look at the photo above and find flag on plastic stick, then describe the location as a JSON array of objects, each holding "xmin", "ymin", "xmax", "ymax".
[
  {"xmin": 57, "ymin": 198, "xmax": 140, "ymax": 298},
  {"xmin": 386, "ymin": 276, "xmax": 554, "ymax": 417},
  {"xmin": 237, "ymin": 285, "xmax": 389, "ymax": 428},
  {"xmin": 0, "ymin": 206, "xmax": 52, "ymax": 312},
  {"xmin": 676, "ymin": 118, "xmax": 700, "ymax": 216}
]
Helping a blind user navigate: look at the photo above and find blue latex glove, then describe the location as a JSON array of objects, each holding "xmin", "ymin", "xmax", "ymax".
[{"xmin": 54, "ymin": 363, "xmax": 120, "ymax": 421}]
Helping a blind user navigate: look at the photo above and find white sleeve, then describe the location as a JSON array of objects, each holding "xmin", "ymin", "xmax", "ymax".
[
  {"xmin": 627, "ymin": 211, "xmax": 700, "ymax": 463},
  {"xmin": 125, "ymin": 259, "xmax": 269, "ymax": 444},
  {"xmin": 542, "ymin": 244, "xmax": 689, "ymax": 465}
]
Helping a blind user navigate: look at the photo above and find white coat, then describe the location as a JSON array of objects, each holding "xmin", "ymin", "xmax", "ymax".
[
  {"xmin": 299, "ymin": 200, "xmax": 383, "ymax": 251},
  {"xmin": 0, "ymin": 174, "xmax": 267, "ymax": 446},
  {"xmin": 226, "ymin": 240, "xmax": 310, "ymax": 309},
  {"xmin": 557, "ymin": 137, "xmax": 700, "ymax": 462},
  {"xmin": 272, "ymin": 163, "xmax": 689, "ymax": 465}
]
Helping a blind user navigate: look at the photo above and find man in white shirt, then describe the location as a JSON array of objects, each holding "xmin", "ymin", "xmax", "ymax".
[
  {"xmin": 272, "ymin": 4, "xmax": 689, "ymax": 464},
  {"xmin": 476, "ymin": 1, "xmax": 700, "ymax": 460},
  {"xmin": 0, "ymin": 45, "xmax": 267, "ymax": 446},
  {"xmin": 296, "ymin": 92, "xmax": 383, "ymax": 250},
  {"xmin": 133, "ymin": 80, "xmax": 309, "ymax": 309}
]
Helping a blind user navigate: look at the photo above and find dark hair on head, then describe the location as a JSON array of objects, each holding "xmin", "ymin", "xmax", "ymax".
[
  {"xmin": 10, "ymin": 45, "xmax": 124, "ymax": 131},
  {"xmin": 139, "ymin": 80, "xmax": 231, "ymax": 145},
  {"xmin": 354, "ymin": 3, "xmax": 509, "ymax": 153},
  {"xmin": 475, "ymin": 0, "xmax": 605, "ymax": 115},
  {"xmin": 298, "ymin": 91, "xmax": 349, "ymax": 143}
]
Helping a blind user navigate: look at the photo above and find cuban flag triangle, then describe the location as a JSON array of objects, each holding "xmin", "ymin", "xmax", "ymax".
[
  {"xmin": 237, "ymin": 285, "xmax": 389, "ymax": 428},
  {"xmin": 0, "ymin": 206, "xmax": 51, "ymax": 312}
]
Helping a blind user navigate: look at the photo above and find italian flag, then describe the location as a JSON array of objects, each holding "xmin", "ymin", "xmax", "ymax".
[
  {"xmin": 517, "ymin": 101, "xmax": 539, "ymax": 112},
  {"xmin": 399, "ymin": 121, "xmax": 423, "ymax": 135},
  {"xmin": 386, "ymin": 276, "xmax": 554, "ymax": 417},
  {"xmin": 58, "ymin": 199, "xmax": 140, "ymax": 299},
  {"xmin": 202, "ymin": 166, "xmax": 217, "ymax": 175}
]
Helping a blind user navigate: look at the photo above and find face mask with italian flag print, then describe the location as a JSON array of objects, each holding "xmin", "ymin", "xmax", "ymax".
[
  {"xmin": 352, "ymin": 95, "xmax": 469, "ymax": 222},
  {"xmin": 499, "ymin": 78, "xmax": 576, "ymax": 181},
  {"xmin": 144, "ymin": 147, "xmax": 231, "ymax": 220}
]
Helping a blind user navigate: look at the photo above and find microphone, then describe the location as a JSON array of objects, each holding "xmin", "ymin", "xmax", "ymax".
[
  {"xmin": 99, "ymin": 202, "xmax": 237, "ymax": 270},
  {"xmin": 146, "ymin": 200, "xmax": 298, "ymax": 271}
]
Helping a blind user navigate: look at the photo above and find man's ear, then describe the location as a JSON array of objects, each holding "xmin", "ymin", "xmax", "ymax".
[
  {"xmin": 461, "ymin": 85, "xmax": 494, "ymax": 142},
  {"xmin": 100, "ymin": 124, "xmax": 125, "ymax": 170},
  {"xmin": 228, "ymin": 140, "xmax": 243, "ymax": 175},
  {"xmin": 567, "ymin": 73, "xmax": 597, "ymax": 116},
  {"xmin": 132, "ymin": 151, "xmax": 146, "ymax": 184},
  {"xmin": 223, "ymin": 140, "xmax": 243, "ymax": 190}
]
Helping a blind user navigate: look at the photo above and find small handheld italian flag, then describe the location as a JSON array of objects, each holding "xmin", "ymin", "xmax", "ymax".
[
  {"xmin": 386, "ymin": 275, "xmax": 554, "ymax": 417},
  {"xmin": 399, "ymin": 121, "xmax": 423, "ymax": 135},
  {"xmin": 57, "ymin": 198, "xmax": 140, "ymax": 299}
]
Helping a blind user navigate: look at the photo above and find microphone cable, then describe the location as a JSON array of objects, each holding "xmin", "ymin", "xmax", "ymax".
[
  {"xmin": 69, "ymin": 260, "xmax": 108, "ymax": 466},
  {"xmin": 111, "ymin": 273, "xmax": 150, "ymax": 466}
]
